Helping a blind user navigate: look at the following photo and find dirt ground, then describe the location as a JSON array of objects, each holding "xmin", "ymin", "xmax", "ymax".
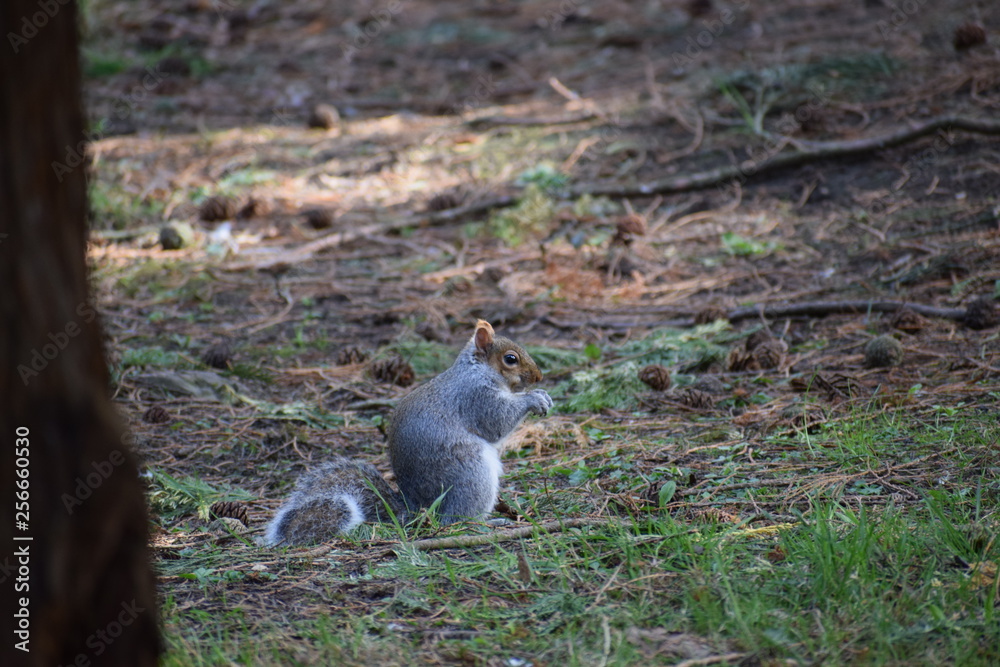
[{"xmin": 80, "ymin": 0, "xmax": 999, "ymax": 662}]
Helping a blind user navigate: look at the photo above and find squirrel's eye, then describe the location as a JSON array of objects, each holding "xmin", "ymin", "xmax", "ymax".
[{"xmin": 503, "ymin": 352, "xmax": 518, "ymax": 365}]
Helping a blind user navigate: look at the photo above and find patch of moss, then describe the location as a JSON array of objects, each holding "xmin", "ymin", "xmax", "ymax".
[
  {"xmin": 488, "ymin": 184, "xmax": 554, "ymax": 246},
  {"xmin": 554, "ymin": 361, "xmax": 647, "ymax": 413},
  {"xmin": 524, "ymin": 346, "xmax": 586, "ymax": 378},
  {"xmin": 121, "ymin": 346, "xmax": 184, "ymax": 369},
  {"xmin": 619, "ymin": 320, "xmax": 731, "ymax": 367},
  {"xmin": 89, "ymin": 180, "xmax": 164, "ymax": 231},
  {"xmin": 147, "ymin": 470, "xmax": 254, "ymax": 522},
  {"xmin": 386, "ymin": 339, "xmax": 456, "ymax": 377}
]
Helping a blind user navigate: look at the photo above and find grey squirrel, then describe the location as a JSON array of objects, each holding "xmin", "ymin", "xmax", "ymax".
[{"xmin": 264, "ymin": 320, "xmax": 552, "ymax": 546}]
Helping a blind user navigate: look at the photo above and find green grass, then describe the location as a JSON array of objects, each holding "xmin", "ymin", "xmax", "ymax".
[
  {"xmin": 82, "ymin": 46, "xmax": 129, "ymax": 78},
  {"xmin": 121, "ymin": 345, "xmax": 186, "ymax": 370},
  {"xmin": 89, "ymin": 179, "xmax": 164, "ymax": 230},
  {"xmin": 156, "ymin": 407, "xmax": 999, "ymax": 666},
  {"xmin": 148, "ymin": 470, "xmax": 256, "ymax": 522},
  {"xmin": 159, "ymin": 499, "xmax": 999, "ymax": 665},
  {"xmin": 487, "ymin": 183, "xmax": 556, "ymax": 247},
  {"xmin": 550, "ymin": 322, "xmax": 732, "ymax": 412}
]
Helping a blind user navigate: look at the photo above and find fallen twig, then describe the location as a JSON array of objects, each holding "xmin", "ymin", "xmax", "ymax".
[
  {"xmin": 407, "ymin": 518, "xmax": 616, "ymax": 551},
  {"xmin": 91, "ymin": 225, "xmax": 159, "ymax": 241},
  {"xmin": 466, "ymin": 111, "xmax": 597, "ymax": 128},
  {"xmin": 223, "ymin": 195, "xmax": 515, "ymax": 270},
  {"xmin": 674, "ymin": 653, "xmax": 749, "ymax": 667}
]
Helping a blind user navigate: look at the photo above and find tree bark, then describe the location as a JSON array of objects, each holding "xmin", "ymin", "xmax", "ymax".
[{"xmin": 0, "ymin": 2, "xmax": 160, "ymax": 665}]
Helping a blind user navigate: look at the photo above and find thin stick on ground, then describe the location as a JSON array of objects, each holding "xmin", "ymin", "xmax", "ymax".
[
  {"xmin": 674, "ymin": 654, "xmax": 750, "ymax": 667},
  {"xmin": 407, "ymin": 518, "xmax": 617, "ymax": 551},
  {"xmin": 224, "ymin": 195, "xmax": 515, "ymax": 271}
]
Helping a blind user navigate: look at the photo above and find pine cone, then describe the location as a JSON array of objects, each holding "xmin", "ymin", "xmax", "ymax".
[
  {"xmin": 201, "ymin": 341, "xmax": 233, "ymax": 369},
  {"xmin": 307, "ymin": 103, "xmax": 341, "ymax": 129},
  {"xmin": 303, "ymin": 208, "xmax": 335, "ymax": 230},
  {"xmin": 638, "ymin": 364, "xmax": 672, "ymax": 391},
  {"xmin": 209, "ymin": 517, "xmax": 249, "ymax": 534},
  {"xmin": 829, "ymin": 373, "xmax": 866, "ymax": 398},
  {"xmin": 962, "ymin": 296, "xmax": 997, "ymax": 330},
  {"xmin": 744, "ymin": 329, "xmax": 775, "ymax": 351},
  {"xmin": 694, "ymin": 307, "xmax": 729, "ymax": 325},
  {"xmin": 426, "ymin": 191, "xmax": 463, "ymax": 211},
  {"xmin": 727, "ymin": 347, "xmax": 754, "ymax": 372},
  {"xmin": 864, "ymin": 335, "xmax": 903, "ymax": 368},
  {"xmin": 729, "ymin": 330, "xmax": 786, "ymax": 370},
  {"xmin": 751, "ymin": 338, "xmax": 787, "ymax": 369},
  {"xmin": 953, "ymin": 22, "xmax": 987, "ymax": 51},
  {"xmin": 369, "ymin": 355, "xmax": 415, "ymax": 386},
  {"xmin": 674, "ymin": 387, "xmax": 715, "ymax": 409},
  {"xmin": 889, "ymin": 307, "xmax": 927, "ymax": 333},
  {"xmin": 613, "ymin": 215, "xmax": 646, "ymax": 245},
  {"xmin": 335, "ymin": 346, "xmax": 369, "ymax": 365},
  {"xmin": 236, "ymin": 197, "xmax": 273, "ymax": 220},
  {"xmin": 209, "ymin": 501, "xmax": 250, "ymax": 526},
  {"xmin": 199, "ymin": 196, "xmax": 238, "ymax": 222},
  {"xmin": 142, "ymin": 406, "xmax": 171, "ymax": 424},
  {"xmin": 692, "ymin": 375, "xmax": 725, "ymax": 394}
]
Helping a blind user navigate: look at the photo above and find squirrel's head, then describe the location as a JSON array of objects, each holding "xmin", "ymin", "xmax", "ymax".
[{"xmin": 472, "ymin": 320, "xmax": 543, "ymax": 389}]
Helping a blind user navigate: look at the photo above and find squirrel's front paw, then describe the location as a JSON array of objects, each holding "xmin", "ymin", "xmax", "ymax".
[{"xmin": 526, "ymin": 388, "xmax": 553, "ymax": 416}]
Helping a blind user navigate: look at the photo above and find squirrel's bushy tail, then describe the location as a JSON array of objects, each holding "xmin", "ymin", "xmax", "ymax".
[{"xmin": 264, "ymin": 458, "xmax": 405, "ymax": 546}]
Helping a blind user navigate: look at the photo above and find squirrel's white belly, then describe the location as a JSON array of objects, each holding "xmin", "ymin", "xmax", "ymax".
[{"xmin": 481, "ymin": 443, "xmax": 503, "ymax": 503}]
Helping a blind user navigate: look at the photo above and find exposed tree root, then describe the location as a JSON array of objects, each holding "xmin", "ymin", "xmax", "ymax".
[
  {"xmin": 569, "ymin": 115, "xmax": 1000, "ymax": 197},
  {"xmin": 544, "ymin": 298, "xmax": 992, "ymax": 330},
  {"xmin": 226, "ymin": 116, "xmax": 1000, "ymax": 269}
]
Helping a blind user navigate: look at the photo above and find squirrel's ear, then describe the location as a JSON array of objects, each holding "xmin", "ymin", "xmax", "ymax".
[{"xmin": 474, "ymin": 320, "xmax": 494, "ymax": 351}]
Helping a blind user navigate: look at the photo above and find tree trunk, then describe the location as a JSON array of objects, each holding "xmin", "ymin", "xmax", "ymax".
[{"xmin": 0, "ymin": 2, "xmax": 161, "ymax": 665}]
